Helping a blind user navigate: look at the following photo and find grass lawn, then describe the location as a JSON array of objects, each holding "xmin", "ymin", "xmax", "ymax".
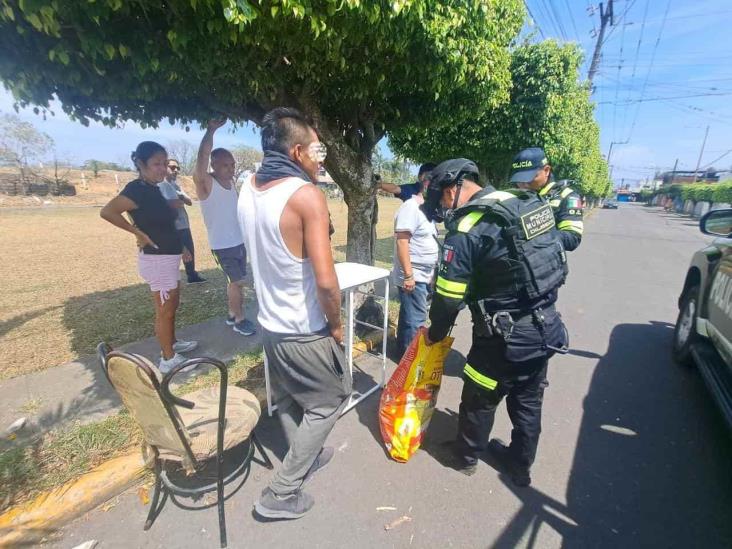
[
  {"xmin": 0, "ymin": 196, "xmax": 402, "ymax": 380},
  {"xmin": 0, "ymin": 352, "xmax": 264, "ymax": 511}
]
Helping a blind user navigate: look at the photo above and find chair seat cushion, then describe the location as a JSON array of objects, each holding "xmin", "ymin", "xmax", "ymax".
[{"xmin": 177, "ymin": 386, "xmax": 261, "ymax": 461}]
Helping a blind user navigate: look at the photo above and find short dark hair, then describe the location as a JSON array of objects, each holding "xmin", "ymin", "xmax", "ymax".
[
  {"xmin": 210, "ymin": 148, "xmax": 232, "ymax": 161},
  {"xmin": 418, "ymin": 162, "xmax": 437, "ymax": 177},
  {"xmin": 131, "ymin": 141, "xmax": 166, "ymax": 169},
  {"xmin": 261, "ymin": 107, "xmax": 316, "ymax": 154}
]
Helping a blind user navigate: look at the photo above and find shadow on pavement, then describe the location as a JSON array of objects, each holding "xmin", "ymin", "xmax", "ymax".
[{"xmin": 489, "ymin": 321, "xmax": 732, "ymax": 548}]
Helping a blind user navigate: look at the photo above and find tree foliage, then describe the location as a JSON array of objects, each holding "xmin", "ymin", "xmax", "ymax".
[
  {"xmin": 390, "ymin": 40, "xmax": 611, "ymax": 198},
  {"xmin": 0, "ymin": 0, "xmax": 525, "ymax": 263}
]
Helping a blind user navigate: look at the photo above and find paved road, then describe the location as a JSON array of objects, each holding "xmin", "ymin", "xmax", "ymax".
[{"xmin": 53, "ymin": 203, "xmax": 732, "ymax": 549}]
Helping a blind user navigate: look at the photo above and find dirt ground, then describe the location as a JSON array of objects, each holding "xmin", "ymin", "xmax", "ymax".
[{"xmin": 0, "ymin": 181, "xmax": 401, "ymax": 380}]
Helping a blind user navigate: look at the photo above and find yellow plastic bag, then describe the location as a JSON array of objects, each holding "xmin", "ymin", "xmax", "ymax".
[{"xmin": 379, "ymin": 327, "xmax": 454, "ymax": 462}]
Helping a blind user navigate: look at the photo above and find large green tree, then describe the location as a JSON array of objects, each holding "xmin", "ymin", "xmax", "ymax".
[
  {"xmin": 0, "ymin": 0, "xmax": 524, "ymax": 262},
  {"xmin": 390, "ymin": 40, "xmax": 611, "ymax": 198}
]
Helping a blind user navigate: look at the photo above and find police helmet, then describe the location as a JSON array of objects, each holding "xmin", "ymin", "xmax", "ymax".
[{"xmin": 421, "ymin": 158, "xmax": 480, "ymax": 223}]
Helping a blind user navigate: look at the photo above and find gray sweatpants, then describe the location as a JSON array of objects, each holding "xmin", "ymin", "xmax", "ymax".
[{"xmin": 263, "ymin": 328, "xmax": 352, "ymax": 495}]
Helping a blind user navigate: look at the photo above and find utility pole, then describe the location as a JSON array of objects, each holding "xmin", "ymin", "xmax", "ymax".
[
  {"xmin": 669, "ymin": 158, "xmax": 678, "ymax": 185},
  {"xmin": 693, "ymin": 125, "xmax": 710, "ymax": 182},
  {"xmin": 588, "ymin": 0, "xmax": 615, "ymax": 87}
]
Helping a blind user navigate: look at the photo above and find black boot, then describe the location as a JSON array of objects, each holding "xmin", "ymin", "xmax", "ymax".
[
  {"xmin": 487, "ymin": 438, "xmax": 531, "ymax": 487},
  {"xmin": 434, "ymin": 440, "xmax": 478, "ymax": 476}
]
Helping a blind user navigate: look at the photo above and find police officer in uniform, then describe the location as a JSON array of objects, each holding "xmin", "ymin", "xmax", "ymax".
[
  {"xmin": 423, "ymin": 158, "xmax": 569, "ymax": 486},
  {"xmin": 510, "ymin": 147, "xmax": 584, "ymax": 251}
]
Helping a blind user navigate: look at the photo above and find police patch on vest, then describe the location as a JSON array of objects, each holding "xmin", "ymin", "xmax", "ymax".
[{"xmin": 520, "ymin": 204, "xmax": 555, "ymax": 240}]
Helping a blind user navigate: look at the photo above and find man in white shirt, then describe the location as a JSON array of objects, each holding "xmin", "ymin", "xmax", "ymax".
[
  {"xmin": 158, "ymin": 158, "xmax": 206, "ymax": 283},
  {"xmin": 239, "ymin": 107, "xmax": 349, "ymax": 520},
  {"xmin": 392, "ymin": 192, "xmax": 439, "ymax": 356},
  {"xmin": 193, "ymin": 120, "xmax": 255, "ymax": 336}
]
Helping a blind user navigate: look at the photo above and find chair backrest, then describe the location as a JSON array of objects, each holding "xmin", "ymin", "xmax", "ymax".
[{"xmin": 103, "ymin": 350, "xmax": 196, "ymax": 470}]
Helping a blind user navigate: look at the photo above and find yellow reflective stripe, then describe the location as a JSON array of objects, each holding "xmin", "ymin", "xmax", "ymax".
[
  {"xmin": 464, "ymin": 364, "xmax": 498, "ymax": 390},
  {"xmin": 436, "ymin": 287, "xmax": 464, "ymax": 299},
  {"xmin": 558, "ymin": 220, "xmax": 584, "ymax": 234},
  {"xmin": 549, "ymin": 199, "xmax": 561, "ymax": 208},
  {"xmin": 560, "ymin": 187, "xmax": 575, "ymax": 198},
  {"xmin": 539, "ymin": 181, "xmax": 556, "ymax": 197},
  {"xmin": 436, "ymin": 276, "xmax": 467, "ymax": 296},
  {"xmin": 457, "ymin": 211, "xmax": 484, "ymax": 233}
]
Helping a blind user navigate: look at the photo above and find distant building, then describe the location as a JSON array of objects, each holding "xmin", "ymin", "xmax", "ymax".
[{"xmin": 660, "ymin": 169, "xmax": 719, "ymax": 185}]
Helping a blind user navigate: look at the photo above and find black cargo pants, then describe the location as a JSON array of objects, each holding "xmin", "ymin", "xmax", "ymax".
[{"xmin": 457, "ymin": 336, "xmax": 550, "ymax": 471}]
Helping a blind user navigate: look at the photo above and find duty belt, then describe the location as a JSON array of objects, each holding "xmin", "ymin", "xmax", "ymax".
[{"xmin": 475, "ymin": 301, "xmax": 569, "ymax": 354}]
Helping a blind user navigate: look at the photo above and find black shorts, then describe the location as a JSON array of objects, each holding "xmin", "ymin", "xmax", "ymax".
[{"xmin": 212, "ymin": 244, "xmax": 247, "ymax": 283}]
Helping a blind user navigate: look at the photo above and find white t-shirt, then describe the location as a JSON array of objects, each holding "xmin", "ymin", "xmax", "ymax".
[{"xmin": 392, "ymin": 196, "xmax": 439, "ymax": 286}]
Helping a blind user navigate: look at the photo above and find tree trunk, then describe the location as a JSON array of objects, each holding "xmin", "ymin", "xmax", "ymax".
[{"xmin": 322, "ymin": 139, "xmax": 378, "ymax": 265}]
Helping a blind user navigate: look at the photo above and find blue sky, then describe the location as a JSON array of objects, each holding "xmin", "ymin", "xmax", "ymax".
[
  {"xmin": 523, "ymin": 0, "xmax": 732, "ymax": 186},
  {"xmin": 2, "ymin": 1, "xmax": 731, "ymax": 187}
]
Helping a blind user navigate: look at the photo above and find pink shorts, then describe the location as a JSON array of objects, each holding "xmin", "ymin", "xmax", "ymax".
[{"xmin": 138, "ymin": 253, "xmax": 181, "ymax": 303}]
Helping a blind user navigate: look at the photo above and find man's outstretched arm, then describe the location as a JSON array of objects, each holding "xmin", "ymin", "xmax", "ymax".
[{"xmin": 192, "ymin": 119, "xmax": 225, "ymax": 201}]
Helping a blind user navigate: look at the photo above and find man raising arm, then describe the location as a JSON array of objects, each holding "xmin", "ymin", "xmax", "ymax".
[{"xmin": 194, "ymin": 119, "xmax": 255, "ymax": 336}]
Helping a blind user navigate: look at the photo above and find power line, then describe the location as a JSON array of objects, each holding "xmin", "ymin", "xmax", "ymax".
[
  {"xmin": 627, "ymin": 0, "xmax": 672, "ymax": 141},
  {"xmin": 703, "ymin": 149, "xmax": 732, "ymax": 169},
  {"xmin": 612, "ymin": 20, "xmax": 627, "ymax": 142},
  {"xmin": 563, "ymin": 0, "xmax": 581, "ymax": 42},
  {"xmin": 598, "ymin": 91, "xmax": 732, "ymax": 105},
  {"xmin": 523, "ymin": 1, "xmax": 547, "ymax": 39},
  {"xmin": 621, "ymin": 0, "xmax": 648, "ymax": 133}
]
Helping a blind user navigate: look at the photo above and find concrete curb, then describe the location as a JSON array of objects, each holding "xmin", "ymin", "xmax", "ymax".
[
  {"xmin": 0, "ymin": 453, "xmax": 146, "ymax": 547},
  {"xmin": 0, "ymin": 330, "xmax": 387, "ymax": 546}
]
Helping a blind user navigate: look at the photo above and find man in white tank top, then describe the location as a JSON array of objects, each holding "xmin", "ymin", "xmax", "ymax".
[
  {"xmin": 239, "ymin": 108, "xmax": 350, "ymax": 521},
  {"xmin": 193, "ymin": 119, "xmax": 255, "ymax": 336}
]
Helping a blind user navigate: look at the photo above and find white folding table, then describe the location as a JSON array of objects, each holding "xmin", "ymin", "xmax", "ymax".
[{"xmin": 264, "ymin": 262, "xmax": 391, "ymax": 416}]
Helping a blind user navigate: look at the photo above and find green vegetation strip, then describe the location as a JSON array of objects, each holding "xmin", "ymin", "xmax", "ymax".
[{"xmin": 0, "ymin": 352, "xmax": 263, "ymax": 512}]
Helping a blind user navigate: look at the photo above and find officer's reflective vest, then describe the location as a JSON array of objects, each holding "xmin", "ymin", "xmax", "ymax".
[{"xmin": 446, "ymin": 189, "xmax": 568, "ymax": 312}]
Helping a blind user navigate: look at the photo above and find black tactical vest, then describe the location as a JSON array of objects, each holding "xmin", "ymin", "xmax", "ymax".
[{"xmin": 447, "ymin": 189, "xmax": 568, "ymax": 312}]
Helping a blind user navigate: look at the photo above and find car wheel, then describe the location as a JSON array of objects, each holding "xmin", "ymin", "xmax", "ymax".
[{"xmin": 672, "ymin": 284, "xmax": 699, "ymax": 366}]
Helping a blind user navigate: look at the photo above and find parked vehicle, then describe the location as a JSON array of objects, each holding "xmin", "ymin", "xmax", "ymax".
[{"xmin": 673, "ymin": 208, "xmax": 732, "ymax": 429}]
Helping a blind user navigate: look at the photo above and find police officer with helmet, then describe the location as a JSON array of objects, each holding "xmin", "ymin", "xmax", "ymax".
[
  {"xmin": 511, "ymin": 147, "xmax": 584, "ymax": 251},
  {"xmin": 423, "ymin": 157, "xmax": 569, "ymax": 486}
]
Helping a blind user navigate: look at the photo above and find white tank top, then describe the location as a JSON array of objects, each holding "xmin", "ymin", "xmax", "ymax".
[
  {"xmin": 199, "ymin": 177, "xmax": 243, "ymax": 250},
  {"xmin": 237, "ymin": 175, "xmax": 327, "ymax": 334}
]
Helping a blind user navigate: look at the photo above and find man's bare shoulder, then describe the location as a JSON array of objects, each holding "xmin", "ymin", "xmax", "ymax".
[{"xmin": 289, "ymin": 183, "xmax": 327, "ymax": 213}]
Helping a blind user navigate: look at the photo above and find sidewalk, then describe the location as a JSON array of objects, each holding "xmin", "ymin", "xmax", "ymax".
[{"xmin": 0, "ymin": 315, "xmax": 263, "ymax": 440}]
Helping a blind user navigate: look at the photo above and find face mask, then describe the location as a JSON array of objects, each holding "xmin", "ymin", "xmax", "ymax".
[{"xmin": 308, "ymin": 142, "xmax": 327, "ymax": 163}]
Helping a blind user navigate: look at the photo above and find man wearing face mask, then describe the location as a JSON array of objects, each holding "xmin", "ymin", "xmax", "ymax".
[
  {"xmin": 238, "ymin": 107, "xmax": 350, "ymax": 520},
  {"xmin": 423, "ymin": 158, "xmax": 569, "ymax": 487},
  {"xmin": 510, "ymin": 148, "xmax": 584, "ymax": 252}
]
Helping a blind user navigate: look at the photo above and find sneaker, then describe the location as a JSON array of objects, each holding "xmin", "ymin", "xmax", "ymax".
[
  {"xmin": 303, "ymin": 447, "xmax": 334, "ymax": 485},
  {"xmin": 159, "ymin": 353, "xmax": 192, "ymax": 374},
  {"xmin": 487, "ymin": 438, "xmax": 531, "ymax": 487},
  {"xmin": 254, "ymin": 488, "xmax": 314, "ymax": 520},
  {"xmin": 434, "ymin": 440, "xmax": 477, "ymax": 476},
  {"xmin": 233, "ymin": 319, "xmax": 256, "ymax": 336},
  {"xmin": 187, "ymin": 274, "xmax": 207, "ymax": 284},
  {"xmin": 225, "ymin": 315, "xmax": 236, "ymax": 326},
  {"xmin": 172, "ymin": 340, "xmax": 198, "ymax": 354}
]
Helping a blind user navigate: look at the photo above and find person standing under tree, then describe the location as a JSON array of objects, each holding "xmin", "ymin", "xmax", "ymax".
[
  {"xmin": 158, "ymin": 158, "xmax": 206, "ymax": 283},
  {"xmin": 392, "ymin": 186, "xmax": 439, "ymax": 357},
  {"xmin": 100, "ymin": 141, "xmax": 198, "ymax": 373},
  {"xmin": 193, "ymin": 119, "xmax": 255, "ymax": 336},
  {"xmin": 238, "ymin": 107, "xmax": 350, "ymax": 520}
]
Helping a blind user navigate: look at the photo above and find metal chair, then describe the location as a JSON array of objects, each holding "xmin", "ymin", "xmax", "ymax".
[{"xmin": 97, "ymin": 343, "xmax": 272, "ymax": 548}]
